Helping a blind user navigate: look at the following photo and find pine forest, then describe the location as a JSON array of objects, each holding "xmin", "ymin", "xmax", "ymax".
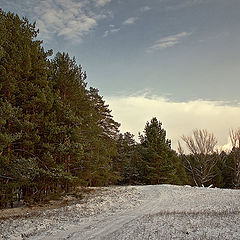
[{"xmin": 0, "ymin": 10, "xmax": 239, "ymax": 208}]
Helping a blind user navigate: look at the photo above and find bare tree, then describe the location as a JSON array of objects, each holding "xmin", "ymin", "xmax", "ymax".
[
  {"xmin": 179, "ymin": 129, "xmax": 218, "ymax": 187},
  {"xmin": 229, "ymin": 129, "xmax": 240, "ymax": 187}
]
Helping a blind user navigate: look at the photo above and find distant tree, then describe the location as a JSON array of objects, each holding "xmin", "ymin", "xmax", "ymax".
[
  {"xmin": 226, "ymin": 129, "xmax": 240, "ymax": 188},
  {"xmin": 179, "ymin": 129, "xmax": 218, "ymax": 187},
  {"xmin": 114, "ymin": 132, "xmax": 142, "ymax": 185},
  {"xmin": 139, "ymin": 117, "xmax": 180, "ymax": 184}
]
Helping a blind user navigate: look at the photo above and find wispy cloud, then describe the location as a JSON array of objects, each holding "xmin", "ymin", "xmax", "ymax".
[
  {"xmin": 18, "ymin": 0, "xmax": 112, "ymax": 43},
  {"xmin": 121, "ymin": 6, "xmax": 150, "ymax": 27},
  {"xmin": 103, "ymin": 27, "xmax": 120, "ymax": 37},
  {"xmin": 106, "ymin": 94, "xmax": 240, "ymax": 150},
  {"xmin": 95, "ymin": 0, "xmax": 111, "ymax": 7},
  {"xmin": 139, "ymin": 6, "xmax": 151, "ymax": 12},
  {"xmin": 147, "ymin": 32, "xmax": 191, "ymax": 51},
  {"xmin": 122, "ymin": 17, "xmax": 138, "ymax": 25}
]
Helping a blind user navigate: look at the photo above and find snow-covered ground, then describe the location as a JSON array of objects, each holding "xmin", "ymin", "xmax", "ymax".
[{"xmin": 1, "ymin": 185, "xmax": 240, "ymax": 240}]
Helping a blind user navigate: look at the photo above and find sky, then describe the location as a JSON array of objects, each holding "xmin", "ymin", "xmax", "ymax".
[{"xmin": 1, "ymin": 0, "xmax": 240, "ymax": 150}]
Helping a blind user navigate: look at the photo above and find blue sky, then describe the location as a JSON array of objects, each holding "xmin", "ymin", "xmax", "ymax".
[{"xmin": 1, "ymin": 0, "xmax": 240, "ymax": 149}]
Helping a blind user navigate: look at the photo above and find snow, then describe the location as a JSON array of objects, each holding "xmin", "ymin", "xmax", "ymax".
[{"xmin": 1, "ymin": 185, "xmax": 240, "ymax": 240}]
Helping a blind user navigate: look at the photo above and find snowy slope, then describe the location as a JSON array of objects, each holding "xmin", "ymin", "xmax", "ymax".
[{"xmin": 1, "ymin": 185, "xmax": 240, "ymax": 240}]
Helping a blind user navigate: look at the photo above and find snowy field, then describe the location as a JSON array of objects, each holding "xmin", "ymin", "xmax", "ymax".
[{"xmin": 1, "ymin": 184, "xmax": 240, "ymax": 240}]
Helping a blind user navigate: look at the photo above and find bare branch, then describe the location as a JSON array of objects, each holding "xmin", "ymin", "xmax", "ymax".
[
  {"xmin": 177, "ymin": 141, "xmax": 184, "ymax": 155},
  {"xmin": 181, "ymin": 129, "xmax": 218, "ymax": 186}
]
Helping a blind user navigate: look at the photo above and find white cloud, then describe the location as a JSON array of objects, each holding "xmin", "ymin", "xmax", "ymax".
[
  {"xmin": 103, "ymin": 27, "xmax": 120, "ymax": 37},
  {"xmin": 123, "ymin": 17, "xmax": 138, "ymax": 25},
  {"xmin": 110, "ymin": 28, "xmax": 120, "ymax": 33},
  {"xmin": 147, "ymin": 32, "xmax": 191, "ymax": 52},
  {"xmin": 106, "ymin": 94, "xmax": 240, "ymax": 151},
  {"xmin": 122, "ymin": 6, "xmax": 150, "ymax": 27},
  {"xmin": 95, "ymin": 0, "xmax": 111, "ymax": 7},
  {"xmin": 32, "ymin": 0, "xmax": 110, "ymax": 42},
  {"xmin": 139, "ymin": 6, "xmax": 151, "ymax": 12}
]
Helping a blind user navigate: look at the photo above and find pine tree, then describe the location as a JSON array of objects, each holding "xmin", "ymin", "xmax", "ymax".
[
  {"xmin": 139, "ymin": 117, "xmax": 179, "ymax": 184},
  {"xmin": 0, "ymin": 10, "xmax": 68, "ymax": 203},
  {"xmin": 114, "ymin": 132, "xmax": 142, "ymax": 184},
  {"xmin": 50, "ymin": 53, "xmax": 120, "ymax": 187},
  {"xmin": 85, "ymin": 87, "xmax": 120, "ymax": 186}
]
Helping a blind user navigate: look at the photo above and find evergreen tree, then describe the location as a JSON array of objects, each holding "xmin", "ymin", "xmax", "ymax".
[
  {"xmin": 139, "ymin": 117, "xmax": 180, "ymax": 184},
  {"xmin": 50, "ymin": 53, "xmax": 120, "ymax": 187},
  {"xmin": 85, "ymin": 87, "xmax": 120, "ymax": 186},
  {"xmin": 0, "ymin": 10, "xmax": 73, "ymax": 204},
  {"xmin": 114, "ymin": 132, "xmax": 141, "ymax": 184}
]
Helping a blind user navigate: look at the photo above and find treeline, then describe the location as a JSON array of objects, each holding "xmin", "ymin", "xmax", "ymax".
[
  {"xmin": 0, "ymin": 10, "xmax": 239, "ymax": 208},
  {"xmin": 0, "ymin": 10, "xmax": 120, "ymax": 207},
  {"xmin": 116, "ymin": 125, "xmax": 240, "ymax": 190}
]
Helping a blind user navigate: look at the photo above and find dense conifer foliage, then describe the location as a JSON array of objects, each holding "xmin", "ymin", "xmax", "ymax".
[
  {"xmin": 0, "ymin": 10, "xmax": 120, "ymax": 207},
  {"xmin": 0, "ymin": 10, "xmax": 239, "ymax": 208}
]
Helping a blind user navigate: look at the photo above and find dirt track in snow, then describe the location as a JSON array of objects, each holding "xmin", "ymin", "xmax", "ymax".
[{"xmin": 1, "ymin": 185, "xmax": 240, "ymax": 240}]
